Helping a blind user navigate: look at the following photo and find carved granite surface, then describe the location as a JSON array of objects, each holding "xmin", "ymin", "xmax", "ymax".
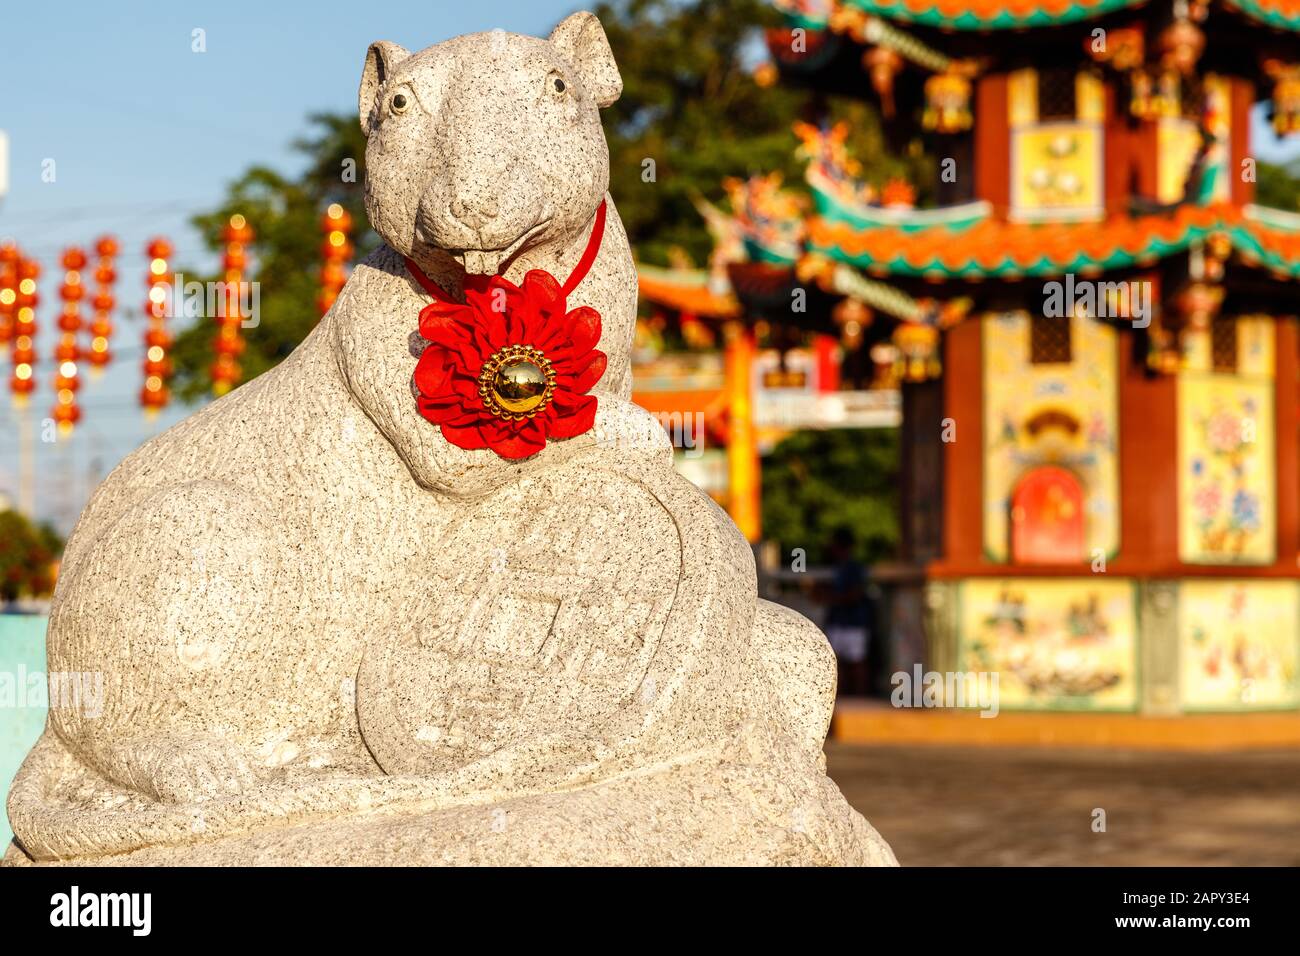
[{"xmin": 3, "ymin": 12, "xmax": 895, "ymax": 866}]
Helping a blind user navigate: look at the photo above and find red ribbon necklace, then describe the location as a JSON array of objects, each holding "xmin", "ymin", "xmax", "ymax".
[{"xmin": 403, "ymin": 200, "xmax": 610, "ymax": 461}]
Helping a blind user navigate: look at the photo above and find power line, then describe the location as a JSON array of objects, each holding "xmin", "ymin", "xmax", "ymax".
[{"xmin": 0, "ymin": 198, "xmax": 213, "ymax": 228}]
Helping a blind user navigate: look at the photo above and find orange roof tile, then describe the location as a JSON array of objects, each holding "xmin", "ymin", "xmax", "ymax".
[{"xmin": 637, "ymin": 270, "xmax": 741, "ymax": 318}]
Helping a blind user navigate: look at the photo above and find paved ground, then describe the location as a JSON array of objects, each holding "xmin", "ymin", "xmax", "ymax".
[{"xmin": 825, "ymin": 743, "xmax": 1300, "ymax": 866}]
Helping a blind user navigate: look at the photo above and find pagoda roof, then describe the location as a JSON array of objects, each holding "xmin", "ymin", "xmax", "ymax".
[
  {"xmin": 806, "ymin": 204, "xmax": 1300, "ymax": 279},
  {"xmin": 776, "ymin": 0, "xmax": 1300, "ymax": 31},
  {"xmin": 837, "ymin": 0, "xmax": 1145, "ymax": 30},
  {"xmin": 637, "ymin": 264, "xmax": 741, "ymax": 318}
]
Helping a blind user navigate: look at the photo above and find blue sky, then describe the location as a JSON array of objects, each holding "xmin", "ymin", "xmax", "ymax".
[{"xmin": 0, "ymin": 0, "xmax": 579, "ymax": 529}]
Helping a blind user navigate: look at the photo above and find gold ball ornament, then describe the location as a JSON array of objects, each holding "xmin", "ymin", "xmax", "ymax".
[{"xmin": 478, "ymin": 345, "xmax": 556, "ymax": 420}]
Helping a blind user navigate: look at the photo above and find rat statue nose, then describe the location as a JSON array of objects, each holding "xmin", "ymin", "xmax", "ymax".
[
  {"xmin": 449, "ymin": 197, "xmax": 499, "ymax": 230},
  {"xmin": 416, "ymin": 175, "xmax": 550, "ymax": 274}
]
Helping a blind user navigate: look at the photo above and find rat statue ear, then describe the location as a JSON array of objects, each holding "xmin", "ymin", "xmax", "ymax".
[
  {"xmin": 358, "ymin": 40, "xmax": 412, "ymax": 134},
  {"xmin": 549, "ymin": 11, "xmax": 623, "ymax": 108}
]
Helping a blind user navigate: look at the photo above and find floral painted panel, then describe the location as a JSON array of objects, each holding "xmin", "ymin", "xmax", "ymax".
[
  {"xmin": 1179, "ymin": 581, "xmax": 1299, "ymax": 710},
  {"xmin": 1010, "ymin": 124, "xmax": 1104, "ymax": 221},
  {"xmin": 958, "ymin": 578, "xmax": 1138, "ymax": 711},
  {"xmin": 1178, "ymin": 375, "xmax": 1276, "ymax": 565}
]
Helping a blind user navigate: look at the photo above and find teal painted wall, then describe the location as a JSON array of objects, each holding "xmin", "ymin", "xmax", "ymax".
[{"xmin": 0, "ymin": 615, "xmax": 48, "ymax": 849}]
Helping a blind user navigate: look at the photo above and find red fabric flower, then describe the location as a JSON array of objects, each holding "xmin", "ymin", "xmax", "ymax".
[{"xmin": 412, "ymin": 270, "xmax": 607, "ymax": 460}]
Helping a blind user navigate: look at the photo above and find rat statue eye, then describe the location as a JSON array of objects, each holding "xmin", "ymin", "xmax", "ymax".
[
  {"xmin": 390, "ymin": 92, "xmax": 410, "ymax": 114},
  {"xmin": 548, "ymin": 72, "xmax": 567, "ymax": 96}
]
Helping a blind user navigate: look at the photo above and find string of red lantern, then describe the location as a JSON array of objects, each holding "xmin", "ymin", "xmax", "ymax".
[
  {"xmin": 212, "ymin": 214, "xmax": 252, "ymax": 396},
  {"xmin": 51, "ymin": 247, "xmax": 87, "ymax": 432},
  {"xmin": 318, "ymin": 203, "xmax": 353, "ymax": 317},
  {"xmin": 141, "ymin": 238, "xmax": 174, "ymax": 415},
  {"xmin": 0, "ymin": 241, "xmax": 17, "ymax": 357},
  {"xmin": 10, "ymin": 255, "xmax": 40, "ymax": 404},
  {"xmin": 86, "ymin": 235, "xmax": 119, "ymax": 374}
]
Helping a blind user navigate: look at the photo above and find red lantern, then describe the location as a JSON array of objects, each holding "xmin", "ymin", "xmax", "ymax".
[
  {"xmin": 0, "ymin": 244, "xmax": 16, "ymax": 351},
  {"xmin": 52, "ymin": 401, "xmax": 81, "ymax": 426},
  {"xmin": 222, "ymin": 217, "xmax": 253, "ymax": 245},
  {"xmin": 10, "ymin": 366, "xmax": 35, "ymax": 396},
  {"xmin": 50, "ymin": 248, "xmax": 86, "ymax": 431},
  {"xmin": 86, "ymin": 235, "xmax": 119, "ymax": 370},
  {"xmin": 210, "ymin": 352, "xmax": 241, "ymax": 389},
  {"xmin": 213, "ymin": 325, "xmax": 245, "ymax": 357},
  {"xmin": 9, "ymin": 254, "xmax": 38, "ymax": 404},
  {"xmin": 141, "ymin": 237, "xmax": 174, "ymax": 415},
  {"xmin": 12, "ymin": 335, "xmax": 35, "ymax": 366},
  {"xmin": 317, "ymin": 203, "xmax": 353, "ymax": 319},
  {"xmin": 140, "ymin": 377, "xmax": 170, "ymax": 409},
  {"xmin": 211, "ymin": 214, "xmax": 252, "ymax": 396}
]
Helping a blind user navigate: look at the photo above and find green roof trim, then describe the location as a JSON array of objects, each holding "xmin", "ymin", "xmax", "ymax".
[
  {"xmin": 1229, "ymin": 225, "xmax": 1300, "ymax": 277},
  {"xmin": 811, "ymin": 183, "xmax": 993, "ymax": 232},
  {"xmin": 1223, "ymin": 0, "xmax": 1300, "ymax": 31},
  {"xmin": 809, "ymin": 232, "xmax": 1207, "ymax": 279},
  {"xmin": 743, "ymin": 237, "xmax": 801, "ymax": 266},
  {"xmin": 781, "ymin": 12, "xmax": 831, "ymax": 28},
  {"xmin": 808, "ymin": 211, "xmax": 1300, "ymax": 279},
  {"xmin": 775, "ymin": 0, "xmax": 1300, "ymax": 34},
  {"xmin": 840, "ymin": 0, "xmax": 1146, "ymax": 31}
]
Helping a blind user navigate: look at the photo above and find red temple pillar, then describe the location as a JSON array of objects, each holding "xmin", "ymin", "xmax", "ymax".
[
  {"xmin": 725, "ymin": 322, "xmax": 760, "ymax": 543},
  {"xmin": 941, "ymin": 318, "xmax": 983, "ymax": 566},
  {"xmin": 1117, "ymin": 317, "xmax": 1179, "ymax": 573}
]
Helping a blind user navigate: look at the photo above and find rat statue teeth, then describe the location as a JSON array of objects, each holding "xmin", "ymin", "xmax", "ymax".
[{"xmin": 3, "ymin": 11, "xmax": 895, "ymax": 867}]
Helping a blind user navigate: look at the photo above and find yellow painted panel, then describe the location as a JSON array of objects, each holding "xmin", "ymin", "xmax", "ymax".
[
  {"xmin": 1011, "ymin": 123, "xmax": 1104, "ymax": 219},
  {"xmin": 1156, "ymin": 118, "xmax": 1202, "ymax": 205},
  {"xmin": 1008, "ymin": 68, "xmax": 1038, "ymax": 126},
  {"xmin": 983, "ymin": 313, "xmax": 1119, "ymax": 561},
  {"xmin": 1178, "ymin": 374, "xmax": 1277, "ymax": 564},
  {"xmin": 1179, "ymin": 580, "xmax": 1300, "ymax": 709},
  {"xmin": 1237, "ymin": 316, "xmax": 1275, "ymax": 380},
  {"xmin": 1076, "ymin": 71, "xmax": 1104, "ymax": 122},
  {"xmin": 957, "ymin": 578, "xmax": 1138, "ymax": 710}
]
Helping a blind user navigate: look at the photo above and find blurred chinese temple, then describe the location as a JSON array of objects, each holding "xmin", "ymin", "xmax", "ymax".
[{"xmin": 636, "ymin": 0, "xmax": 1300, "ymax": 735}]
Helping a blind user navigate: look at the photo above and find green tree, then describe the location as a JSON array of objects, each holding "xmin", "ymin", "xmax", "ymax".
[
  {"xmin": 760, "ymin": 429, "xmax": 900, "ymax": 565},
  {"xmin": 1256, "ymin": 160, "xmax": 1300, "ymax": 211},
  {"xmin": 0, "ymin": 509, "xmax": 63, "ymax": 603}
]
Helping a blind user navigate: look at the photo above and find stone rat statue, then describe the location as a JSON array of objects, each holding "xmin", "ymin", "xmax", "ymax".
[{"xmin": 5, "ymin": 12, "xmax": 895, "ymax": 866}]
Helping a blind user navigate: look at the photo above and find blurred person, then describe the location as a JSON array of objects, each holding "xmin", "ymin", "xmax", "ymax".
[{"xmin": 821, "ymin": 526, "xmax": 870, "ymax": 696}]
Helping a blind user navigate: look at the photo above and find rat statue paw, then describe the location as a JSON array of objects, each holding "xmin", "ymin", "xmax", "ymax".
[{"xmin": 116, "ymin": 734, "xmax": 275, "ymax": 805}]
